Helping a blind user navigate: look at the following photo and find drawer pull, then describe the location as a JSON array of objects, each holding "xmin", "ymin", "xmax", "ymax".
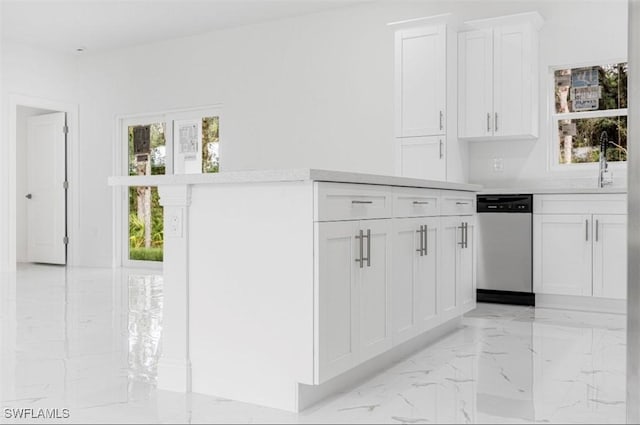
[
  {"xmin": 351, "ymin": 200, "xmax": 373, "ymax": 205},
  {"xmin": 456, "ymin": 202, "xmax": 470, "ymax": 206},
  {"xmin": 412, "ymin": 201, "xmax": 430, "ymax": 205}
]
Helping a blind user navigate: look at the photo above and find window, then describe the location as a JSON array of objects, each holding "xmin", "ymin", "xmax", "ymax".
[
  {"xmin": 128, "ymin": 123, "xmax": 165, "ymax": 262},
  {"xmin": 552, "ymin": 62, "xmax": 627, "ymax": 165},
  {"xmin": 120, "ymin": 107, "xmax": 222, "ymax": 265}
]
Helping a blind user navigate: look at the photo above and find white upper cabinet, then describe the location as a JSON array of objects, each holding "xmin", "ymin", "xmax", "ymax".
[
  {"xmin": 395, "ymin": 136, "xmax": 445, "ymax": 181},
  {"xmin": 395, "ymin": 25, "xmax": 446, "ymax": 138},
  {"xmin": 458, "ymin": 29, "xmax": 493, "ymax": 138},
  {"xmin": 458, "ymin": 13, "xmax": 542, "ymax": 140}
]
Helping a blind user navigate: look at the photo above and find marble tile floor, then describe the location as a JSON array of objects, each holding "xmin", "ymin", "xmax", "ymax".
[{"xmin": 0, "ymin": 264, "xmax": 627, "ymax": 424}]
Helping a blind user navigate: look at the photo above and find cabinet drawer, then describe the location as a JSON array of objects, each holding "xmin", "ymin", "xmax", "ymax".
[
  {"xmin": 441, "ymin": 192, "xmax": 476, "ymax": 215},
  {"xmin": 393, "ymin": 187, "xmax": 440, "ymax": 217},
  {"xmin": 534, "ymin": 194, "xmax": 627, "ymax": 215},
  {"xmin": 315, "ymin": 182, "xmax": 392, "ymax": 222}
]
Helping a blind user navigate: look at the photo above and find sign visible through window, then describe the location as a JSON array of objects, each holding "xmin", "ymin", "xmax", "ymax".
[{"xmin": 553, "ymin": 62, "xmax": 627, "ymax": 165}]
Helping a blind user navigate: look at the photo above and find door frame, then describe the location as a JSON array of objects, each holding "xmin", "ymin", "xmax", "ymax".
[{"xmin": 3, "ymin": 94, "xmax": 79, "ymax": 271}]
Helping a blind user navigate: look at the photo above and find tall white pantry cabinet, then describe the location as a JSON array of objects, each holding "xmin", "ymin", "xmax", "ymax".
[{"xmin": 393, "ymin": 21, "xmax": 452, "ymax": 181}]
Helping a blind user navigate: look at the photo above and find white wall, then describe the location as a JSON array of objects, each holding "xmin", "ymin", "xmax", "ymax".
[
  {"xmin": 1, "ymin": 41, "xmax": 79, "ymax": 271},
  {"xmin": 1, "ymin": 0, "xmax": 628, "ymax": 268}
]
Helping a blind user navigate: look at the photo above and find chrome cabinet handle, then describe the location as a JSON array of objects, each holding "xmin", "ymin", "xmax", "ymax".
[
  {"xmin": 585, "ymin": 220, "xmax": 589, "ymax": 241},
  {"xmin": 364, "ymin": 229, "xmax": 371, "ymax": 267},
  {"xmin": 416, "ymin": 225, "xmax": 424, "ymax": 256},
  {"xmin": 355, "ymin": 230, "xmax": 364, "ymax": 268},
  {"xmin": 424, "ymin": 225, "xmax": 428, "ymax": 255},
  {"xmin": 25, "ymin": 194, "xmax": 32, "ymax": 199},
  {"xmin": 463, "ymin": 222, "xmax": 467, "ymax": 249},
  {"xmin": 495, "ymin": 112, "xmax": 498, "ymax": 132},
  {"xmin": 596, "ymin": 220, "xmax": 599, "ymax": 242},
  {"xmin": 456, "ymin": 202, "xmax": 470, "ymax": 205},
  {"xmin": 352, "ymin": 200, "xmax": 373, "ymax": 205},
  {"xmin": 487, "ymin": 113, "xmax": 491, "ymax": 132},
  {"xmin": 439, "ymin": 139, "xmax": 443, "ymax": 159},
  {"xmin": 464, "ymin": 222, "xmax": 468, "ymax": 249},
  {"xmin": 439, "ymin": 111, "xmax": 444, "ymax": 130},
  {"xmin": 413, "ymin": 201, "xmax": 430, "ymax": 205}
]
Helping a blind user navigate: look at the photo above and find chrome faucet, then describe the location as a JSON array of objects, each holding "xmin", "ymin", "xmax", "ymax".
[{"xmin": 599, "ymin": 131, "xmax": 613, "ymax": 188}]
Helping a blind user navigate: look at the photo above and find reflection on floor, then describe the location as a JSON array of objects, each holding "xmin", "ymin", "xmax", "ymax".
[{"xmin": 0, "ymin": 264, "xmax": 626, "ymax": 424}]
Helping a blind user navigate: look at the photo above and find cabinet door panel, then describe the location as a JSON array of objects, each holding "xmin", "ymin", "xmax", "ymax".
[
  {"xmin": 593, "ymin": 215, "xmax": 627, "ymax": 299},
  {"xmin": 416, "ymin": 218, "xmax": 440, "ymax": 330},
  {"xmin": 457, "ymin": 217, "xmax": 476, "ymax": 312},
  {"xmin": 391, "ymin": 218, "xmax": 421, "ymax": 344},
  {"xmin": 533, "ymin": 214, "xmax": 592, "ymax": 296},
  {"xmin": 439, "ymin": 217, "xmax": 461, "ymax": 320},
  {"xmin": 458, "ymin": 29, "xmax": 493, "ymax": 138},
  {"xmin": 396, "ymin": 136, "xmax": 446, "ymax": 181},
  {"xmin": 359, "ymin": 219, "xmax": 392, "ymax": 362},
  {"xmin": 395, "ymin": 26, "xmax": 446, "ymax": 137},
  {"xmin": 493, "ymin": 24, "xmax": 535, "ymax": 138},
  {"xmin": 316, "ymin": 221, "xmax": 359, "ymax": 382}
]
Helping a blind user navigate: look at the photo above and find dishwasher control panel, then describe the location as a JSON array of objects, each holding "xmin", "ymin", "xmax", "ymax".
[{"xmin": 477, "ymin": 194, "xmax": 533, "ymax": 213}]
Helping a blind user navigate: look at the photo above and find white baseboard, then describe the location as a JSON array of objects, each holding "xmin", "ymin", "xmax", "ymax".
[{"xmin": 536, "ymin": 293, "xmax": 626, "ymax": 314}]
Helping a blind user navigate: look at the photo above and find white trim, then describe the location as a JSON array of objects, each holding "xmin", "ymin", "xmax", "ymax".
[
  {"xmin": 113, "ymin": 104, "xmax": 223, "ymax": 268},
  {"xmin": 536, "ymin": 293, "xmax": 626, "ymax": 315},
  {"xmin": 553, "ymin": 108, "xmax": 628, "ymax": 121},
  {"xmin": 548, "ymin": 58, "xmax": 627, "ymax": 73},
  {"xmin": 5, "ymin": 94, "xmax": 79, "ymax": 271}
]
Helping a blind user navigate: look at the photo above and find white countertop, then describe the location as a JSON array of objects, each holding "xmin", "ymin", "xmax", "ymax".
[
  {"xmin": 108, "ymin": 168, "xmax": 482, "ymax": 192},
  {"xmin": 479, "ymin": 187, "xmax": 627, "ymax": 195}
]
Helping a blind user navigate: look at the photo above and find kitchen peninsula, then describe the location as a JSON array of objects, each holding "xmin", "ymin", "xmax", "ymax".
[{"xmin": 108, "ymin": 169, "xmax": 481, "ymax": 411}]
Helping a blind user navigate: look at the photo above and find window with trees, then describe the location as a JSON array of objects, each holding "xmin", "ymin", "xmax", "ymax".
[
  {"xmin": 126, "ymin": 113, "xmax": 221, "ymax": 263},
  {"xmin": 553, "ymin": 62, "xmax": 627, "ymax": 165},
  {"xmin": 128, "ymin": 123, "xmax": 166, "ymax": 262}
]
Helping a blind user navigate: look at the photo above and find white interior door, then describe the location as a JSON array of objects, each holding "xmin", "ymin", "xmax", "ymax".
[{"xmin": 26, "ymin": 112, "xmax": 67, "ymax": 264}]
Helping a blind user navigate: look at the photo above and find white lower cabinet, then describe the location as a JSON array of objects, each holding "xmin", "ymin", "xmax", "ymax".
[
  {"xmin": 315, "ymin": 183, "xmax": 477, "ymax": 384},
  {"xmin": 592, "ymin": 214, "xmax": 627, "ymax": 299},
  {"xmin": 316, "ymin": 219, "xmax": 392, "ymax": 383},
  {"xmin": 440, "ymin": 216, "xmax": 476, "ymax": 321},
  {"xmin": 533, "ymin": 214, "xmax": 592, "ymax": 296},
  {"xmin": 391, "ymin": 217, "xmax": 439, "ymax": 345},
  {"xmin": 533, "ymin": 194, "xmax": 627, "ymax": 300}
]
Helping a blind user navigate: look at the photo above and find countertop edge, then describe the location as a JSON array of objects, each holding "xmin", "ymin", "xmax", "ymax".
[{"xmin": 108, "ymin": 169, "xmax": 483, "ymax": 192}]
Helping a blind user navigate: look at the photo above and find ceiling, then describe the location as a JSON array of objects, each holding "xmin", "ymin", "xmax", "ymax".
[{"xmin": 1, "ymin": 0, "xmax": 371, "ymax": 54}]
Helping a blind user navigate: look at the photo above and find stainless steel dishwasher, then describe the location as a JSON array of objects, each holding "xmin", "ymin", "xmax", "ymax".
[{"xmin": 476, "ymin": 194, "xmax": 534, "ymax": 306}]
